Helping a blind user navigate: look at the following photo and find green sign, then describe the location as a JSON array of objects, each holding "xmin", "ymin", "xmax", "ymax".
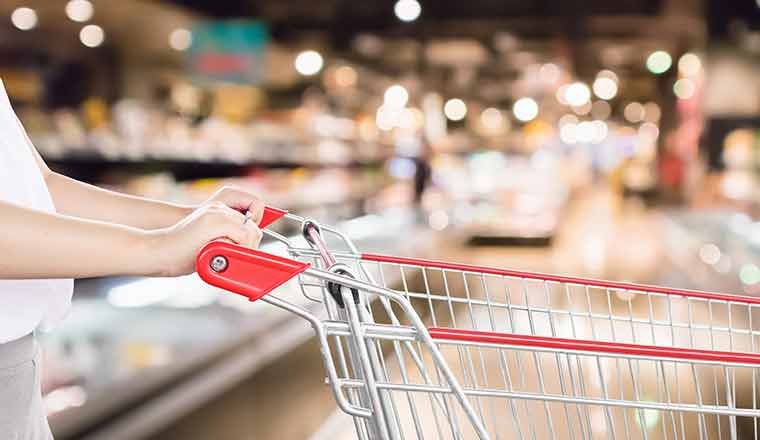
[{"xmin": 189, "ymin": 20, "xmax": 268, "ymax": 84}]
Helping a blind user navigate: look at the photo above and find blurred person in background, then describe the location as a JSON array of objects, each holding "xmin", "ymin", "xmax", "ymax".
[
  {"xmin": 412, "ymin": 140, "xmax": 432, "ymax": 206},
  {"xmin": 0, "ymin": 78, "xmax": 264, "ymax": 439}
]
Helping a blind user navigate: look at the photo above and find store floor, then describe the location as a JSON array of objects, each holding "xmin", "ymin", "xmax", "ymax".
[{"xmin": 151, "ymin": 189, "xmax": 678, "ymax": 440}]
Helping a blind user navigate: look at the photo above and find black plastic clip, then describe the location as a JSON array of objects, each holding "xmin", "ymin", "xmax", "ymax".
[{"xmin": 327, "ymin": 268, "xmax": 361, "ymax": 308}]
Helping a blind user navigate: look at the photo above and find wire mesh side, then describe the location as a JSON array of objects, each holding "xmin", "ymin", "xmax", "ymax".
[
  {"xmin": 326, "ymin": 326, "xmax": 760, "ymax": 440},
  {"xmin": 358, "ymin": 258, "xmax": 760, "ymax": 356}
]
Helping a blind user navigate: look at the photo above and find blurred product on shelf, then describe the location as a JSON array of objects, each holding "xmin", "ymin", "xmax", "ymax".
[
  {"xmin": 23, "ymin": 98, "xmax": 391, "ymax": 166},
  {"xmin": 425, "ymin": 150, "xmax": 569, "ymax": 245}
]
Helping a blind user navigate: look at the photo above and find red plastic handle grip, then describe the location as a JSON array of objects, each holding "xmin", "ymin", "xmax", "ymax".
[
  {"xmin": 259, "ymin": 206, "xmax": 288, "ymax": 228},
  {"xmin": 429, "ymin": 327, "xmax": 760, "ymax": 365},
  {"xmin": 196, "ymin": 241, "xmax": 309, "ymax": 301}
]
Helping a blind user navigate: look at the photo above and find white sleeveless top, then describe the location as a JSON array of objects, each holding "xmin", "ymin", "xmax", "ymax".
[{"xmin": 0, "ymin": 79, "xmax": 74, "ymax": 343}]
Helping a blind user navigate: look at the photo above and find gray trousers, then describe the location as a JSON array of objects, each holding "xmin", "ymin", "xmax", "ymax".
[{"xmin": 0, "ymin": 334, "xmax": 53, "ymax": 440}]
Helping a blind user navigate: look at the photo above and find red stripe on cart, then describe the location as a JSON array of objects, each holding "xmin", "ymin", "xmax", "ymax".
[
  {"xmin": 428, "ymin": 327, "xmax": 760, "ymax": 365},
  {"xmin": 360, "ymin": 253, "xmax": 759, "ymax": 305}
]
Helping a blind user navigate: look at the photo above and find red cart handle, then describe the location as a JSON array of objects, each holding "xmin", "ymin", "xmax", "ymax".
[
  {"xmin": 197, "ymin": 241, "xmax": 309, "ymax": 302},
  {"xmin": 259, "ymin": 206, "xmax": 288, "ymax": 228},
  {"xmin": 196, "ymin": 205, "xmax": 308, "ymax": 301}
]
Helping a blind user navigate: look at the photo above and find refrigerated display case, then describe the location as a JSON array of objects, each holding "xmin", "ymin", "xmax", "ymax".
[
  {"xmin": 432, "ymin": 151, "xmax": 569, "ymax": 245},
  {"xmin": 662, "ymin": 210, "xmax": 760, "ymax": 295}
]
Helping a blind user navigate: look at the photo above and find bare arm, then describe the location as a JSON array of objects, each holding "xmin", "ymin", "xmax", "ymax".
[
  {"xmin": 0, "ymin": 199, "xmax": 262, "ymax": 279},
  {"xmin": 0, "ymin": 199, "xmax": 155, "ymax": 278},
  {"xmin": 29, "ymin": 147, "xmax": 192, "ymax": 230},
  {"xmin": 43, "ymin": 170, "xmax": 193, "ymax": 230}
]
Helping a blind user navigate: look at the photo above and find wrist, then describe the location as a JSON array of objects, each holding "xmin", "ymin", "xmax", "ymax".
[{"xmin": 129, "ymin": 228, "xmax": 172, "ymax": 277}]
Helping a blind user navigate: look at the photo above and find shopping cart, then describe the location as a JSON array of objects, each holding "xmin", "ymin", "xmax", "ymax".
[{"xmin": 197, "ymin": 207, "xmax": 760, "ymax": 440}]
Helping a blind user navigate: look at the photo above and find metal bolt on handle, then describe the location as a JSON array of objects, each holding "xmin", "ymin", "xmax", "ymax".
[{"xmin": 210, "ymin": 255, "xmax": 228, "ymax": 273}]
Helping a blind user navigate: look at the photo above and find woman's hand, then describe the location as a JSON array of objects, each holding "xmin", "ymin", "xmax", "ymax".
[
  {"xmin": 202, "ymin": 186, "xmax": 265, "ymax": 224},
  {"xmin": 149, "ymin": 203, "xmax": 263, "ymax": 277}
]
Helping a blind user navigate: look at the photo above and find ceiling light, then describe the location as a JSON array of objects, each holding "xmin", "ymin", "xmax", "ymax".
[
  {"xmin": 65, "ymin": 0, "xmax": 94, "ymax": 23},
  {"xmin": 444, "ymin": 98, "xmax": 467, "ymax": 121},
  {"xmin": 592, "ymin": 77, "xmax": 618, "ymax": 100},
  {"xmin": 513, "ymin": 97, "xmax": 538, "ymax": 122},
  {"xmin": 169, "ymin": 28, "xmax": 192, "ymax": 51},
  {"xmin": 295, "ymin": 50, "xmax": 324, "ymax": 76},
  {"xmin": 678, "ymin": 53, "xmax": 702, "ymax": 76},
  {"xmin": 673, "ymin": 78, "xmax": 696, "ymax": 100},
  {"xmin": 596, "ymin": 70, "xmax": 619, "ymax": 83},
  {"xmin": 384, "ymin": 85, "xmax": 409, "ymax": 108},
  {"xmin": 565, "ymin": 82, "xmax": 591, "ymax": 106},
  {"xmin": 646, "ymin": 50, "xmax": 672, "ymax": 75},
  {"xmin": 394, "ymin": 0, "xmax": 421, "ymax": 22},
  {"xmin": 11, "ymin": 7, "xmax": 37, "ymax": 31},
  {"xmin": 80, "ymin": 24, "xmax": 105, "ymax": 48}
]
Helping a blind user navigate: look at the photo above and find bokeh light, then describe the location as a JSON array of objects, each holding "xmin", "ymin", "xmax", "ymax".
[
  {"xmin": 559, "ymin": 123, "xmax": 577, "ymax": 144},
  {"xmin": 394, "ymin": 0, "xmax": 422, "ymax": 22},
  {"xmin": 295, "ymin": 50, "xmax": 324, "ymax": 76},
  {"xmin": 11, "ymin": 7, "xmax": 38, "ymax": 31},
  {"xmin": 65, "ymin": 0, "xmax": 94, "ymax": 23},
  {"xmin": 591, "ymin": 120, "xmax": 608, "ymax": 143},
  {"xmin": 638, "ymin": 122, "xmax": 660, "ymax": 144},
  {"xmin": 646, "ymin": 50, "xmax": 672, "ymax": 74},
  {"xmin": 480, "ymin": 107, "xmax": 504, "ymax": 131},
  {"xmin": 80, "ymin": 24, "xmax": 105, "ymax": 48},
  {"xmin": 624, "ymin": 102, "xmax": 645, "ymax": 123},
  {"xmin": 565, "ymin": 82, "xmax": 591, "ymax": 106},
  {"xmin": 576, "ymin": 121, "xmax": 595, "ymax": 143},
  {"xmin": 169, "ymin": 28, "xmax": 192, "ymax": 51},
  {"xmin": 555, "ymin": 84, "xmax": 570, "ymax": 105},
  {"xmin": 643, "ymin": 102, "xmax": 661, "ymax": 123},
  {"xmin": 673, "ymin": 78, "xmax": 696, "ymax": 100},
  {"xmin": 376, "ymin": 105, "xmax": 400, "ymax": 130},
  {"xmin": 571, "ymin": 101, "xmax": 592, "ymax": 116},
  {"xmin": 596, "ymin": 70, "xmax": 619, "ymax": 83},
  {"xmin": 740, "ymin": 264, "xmax": 760, "ymax": 285},
  {"xmin": 539, "ymin": 63, "xmax": 561, "ymax": 84},
  {"xmin": 678, "ymin": 53, "xmax": 702, "ymax": 76},
  {"xmin": 698, "ymin": 244, "xmax": 721, "ymax": 265},
  {"xmin": 384, "ymin": 84, "xmax": 409, "ymax": 108},
  {"xmin": 513, "ymin": 97, "xmax": 539, "ymax": 122},
  {"xmin": 558, "ymin": 114, "xmax": 578, "ymax": 127},
  {"xmin": 591, "ymin": 101, "xmax": 612, "ymax": 120},
  {"xmin": 444, "ymin": 98, "xmax": 467, "ymax": 121},
  {"xmin": 592, "ymin": 77, "xmax": 618, "ymax": 100},
  {"xmin": 334, "ymin": 66, "xmax": 357, "ymax": 88}
]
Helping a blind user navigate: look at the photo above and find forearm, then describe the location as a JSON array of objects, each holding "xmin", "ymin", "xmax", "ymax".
[
  {"xmin": 0, "ymin": 200, "xmax": 161, "ymax": 279},
  {"xmin": 45, "ymin": 172, "xmax": 193, "ymax": 230}
]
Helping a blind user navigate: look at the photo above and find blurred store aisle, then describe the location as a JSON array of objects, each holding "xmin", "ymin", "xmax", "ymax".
[{"xmin": 152, "ymin": 188, "xmax": 672, "ymax": 440}]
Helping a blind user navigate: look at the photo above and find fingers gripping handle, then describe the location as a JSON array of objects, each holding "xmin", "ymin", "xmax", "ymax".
[
  {"xmin": 197, "ymin": 206, "xmax": 305, "ymax": 301},
  {"xmin": 197, "ymin": 241, "xmax": 310, "ymax": 302}
]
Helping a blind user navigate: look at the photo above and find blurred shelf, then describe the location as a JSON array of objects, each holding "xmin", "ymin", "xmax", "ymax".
[{"xmin": 45, "ymin": 154, "xmax": 389, "ymax": 182}]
